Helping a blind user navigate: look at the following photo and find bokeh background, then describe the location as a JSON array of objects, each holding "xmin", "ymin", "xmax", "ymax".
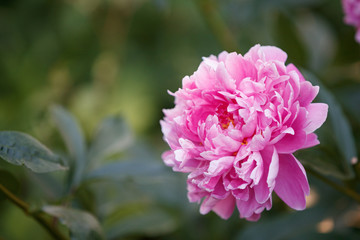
[{"xmin": 1, "ymin": 0, "xmax": 360, "ymax": 239}]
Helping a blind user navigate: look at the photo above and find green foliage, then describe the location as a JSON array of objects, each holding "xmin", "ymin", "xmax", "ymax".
[
  {"xmin": 0, "ymin": 106, "xmax": 180, "ymax": 239},
  {"xmin": 87, "ymin": 115, "xmax": 133, "ymax": 167},
  {"xmin": 0, "ymin": 131, "xmax": 67, "ymax": 173},
  {"xmin": 42, "ymin": 205, "xmax": 104, "ymax": 240},
  {"xmin": 51, "ymin": 105, "xmax": 87, "ymax": 188},
  {"xmin": 0, "ymin": 0, "xmax": 360, "ymax": 239},
  {"xmin": 103, "ymin": 206, "xmax": 176, "ymax": 238},
  {"xmin": 0, "ymin": 170, "xmax": 19, "ymax": 202}
]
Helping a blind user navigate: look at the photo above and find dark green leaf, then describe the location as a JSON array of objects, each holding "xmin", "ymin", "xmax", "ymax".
[
  {"xmin": 235, "ymin": 175, "xmax": 358, "ymax": 240},
  {"xmin": 88, "ymin": 115, "xmax": 133, "ymax": 166},
  {"xmin": 236, "ymin": 211, "xmax": 321, "ymax": 240},
  {"xmin": 0, "ymin": 131, "xmax": 67, "ymax": 173},
  {"xmin": 27, "ymin": 172, "xmax": 65, "ymax": 200},
  {"xmin": 235, "ymin": 208, "xmax": 355, "ymax": 240},
  {"xmin": 295, "ymin": 146, "xmax": 349, "ymax": 180},
  {"xmin": 302, "ymin": 71, "xmax": 356, "ymax": 179},
  {"xmin": 42, "ymin": 205, "xmax": 103, "ymax": 240},
  {"xmin": 50, "ymin": 105, "xmax": 86, "ymax": 186},
  {"xmin": 74, "ymin": 185, "xmax": 97, "ymax": 214},
  {"xmin": 0, "ymin": 169, "xmax": 20, "ymax": 202},
  {"xmin": 334, "ymin": 84, "xmax": 360, "ymax": 125}
]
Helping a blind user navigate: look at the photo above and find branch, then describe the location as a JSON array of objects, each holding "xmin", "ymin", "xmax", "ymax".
[{"xmin": 0, "ymin": 184, "xmax": 68, "ymax": 240}]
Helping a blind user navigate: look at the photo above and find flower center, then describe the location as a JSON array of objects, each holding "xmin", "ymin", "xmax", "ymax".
[{"xmin": 216, "ymin": 104, "xmax": 235, "ymax": 130}]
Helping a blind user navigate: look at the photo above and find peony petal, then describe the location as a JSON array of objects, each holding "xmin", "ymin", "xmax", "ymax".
[
  {"xmin": 232, "ymin": 187, "xmax": 249, "ymax": 201},
  {"xmin": 212, "ymin": 179, "xmax": 229, "ymax": 199},
  {"xmin": 304, "ymin": 103, "xmax": 329, "ymax": 134},
  {"xmin": 298, "ymin": 81, "xmax": 319, "ymax": 107},
  {"xmin": 274, "ymin": 154, "xmax": 310, "ymax": 210},
  {"xmin": 239, "ymin": 78, "xmax": 266, "ymax": 95},
  {"xmin": 275, "ymin": 129, "xmax": 306, "ymax": 154},
  {"xmin": 236, "ymin": 190, "xmax": 271, "ymax": 220},
  {"xmin": 160, "ymin": 120, "xmax": 180, "ymax": 149},
  {"xmin": 249, "ymin": 129, "xmax": 271, "ymax": 152},
  {"xmin": 267, "ymin": 147, "xmax": 279, "ymax": 189},
  {"xmin": 216, "ymin": 62, "xmax": 236, "ymax": 91},
  {"xmin": 194, "ymin": 63, "xmax": 217, "ymax": 90},
  {"xmin": 225, "ymin": 53, "xmax": 257, "ymax": 84},
  {"xmin": 202, "ymin": 57, "xmax": 219, "ymax": 70},
  {"xmin": 212, "ymin": 195, "xmax": 236, "ymax": 219},
  {"xmin": 286, "ymin": 64, "xmax": 305, "ymax": 82},
  {"xmin": 261, "ymin": 46, "xmax": 288, "ymax": 62},
  {"xmin": 206, "ymin": 156, "xmax": 234, "ymax": 176},
  {"xmin": 287, "ymin": 71, "xmax": 301, "ymax": 101},
  {"xmin": 182, "ymin": 76, "xmax": 195, "ymax": 89},
  {"xmin": 249, "ymin": 152, "xmax": 263, "ymax": 185},
  {"xmin": 236, "ymin": 190, "xmax": 259, "ymax": 219},
  {"xmin": 200, "ymin": 196, "xmax": 218, "ymax": 215},
  {"xmin": 253, "ymin": 146, "xmax": 279, "ymax": 204},
  {"xmin": 162, "ymin": 151, "xmax": 178, "ymax": 169},
  {"xmin": 244, "ymin": 44, "xmax": 261, "ymax": 62},
  {"xmin": 201, "ymin": 175, "xmax": 221, "ymax": 191},
  {"xmin": 187, "ymin": 180, "xmax": 208, "ymax": 203},
  {"xmin": 212, "ymin": 134, "xmax": 241, "ymax": 154},
  {"xmin": 301, "ymin": 133, "xmax": 320, "ymax": 149},
  {"xmin": 218, "ymin": 51, "xmax": 229, "ymax": 62},
  {"xmin": 200, "ymin": 194, "xmax": 235, "ymax": 219},
  {"xmin": 275, "ymin": 107, "xmax": 308, "ymax": 153},
  {"xmin": 246, "ymin": 213, "xmax": 261, "ymax": 221}
]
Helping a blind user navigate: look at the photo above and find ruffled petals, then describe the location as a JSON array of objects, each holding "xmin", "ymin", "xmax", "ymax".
[{"xmin": 161, "ymin": 44, "xmax": 327, "ymax": 221}]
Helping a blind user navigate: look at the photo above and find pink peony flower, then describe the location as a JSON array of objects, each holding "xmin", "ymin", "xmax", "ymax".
[
  {"xmin": 342, "ymin": 0, "xmax": 360, "ymax": 43},
  {"xmin": 160, "ymin": 44, "xmax": 328, "ymax": 221}
]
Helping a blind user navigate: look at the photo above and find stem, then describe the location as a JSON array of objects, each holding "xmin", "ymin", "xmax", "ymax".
[
  {"xmin": 0, "ymin": 184, "xmax": 68, "ymax": 240},
  {"xmin": 194, "ymin": 0, "xmax": 238, "ymax": 51},
  {"xmin": 306, "ymin": 168, "xmax": 360, "ymax": 204}
]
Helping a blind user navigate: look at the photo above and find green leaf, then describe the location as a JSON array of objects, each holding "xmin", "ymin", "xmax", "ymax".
[
  {"xmin": 50, "ymin": 105, "xmax": 86, "ymax": 186},
  {"xmin": 302, "ymin": 71, "xmax": 356, "ymax": 179},
  {"xmin": 27, "ymin": 172, "xmax": 66, "ymax": 200},
  {"xmin": 74, "ymin": 184, "xmax": 97, "ymax": 214},
  {"xmin": 85, "ymin": 159, "xmax": 165, "ymax": 181},
  {"xmin": 88, "ymin": 116, "xmax": 133, "ymax": 166},
  {"xmin": 295, "ymin": 145, "xmax": 349, "ymax": 180},
  {"xmin": 104, "ymin": 207, "xmax": 176, "ymax": 239},
  {"xmin": 42, "ymin": 205, "xmax": 104, "ymax": 240},
  {"xmin": 0, "ymin": 131, "xmax": 67, "ymax": 173}
]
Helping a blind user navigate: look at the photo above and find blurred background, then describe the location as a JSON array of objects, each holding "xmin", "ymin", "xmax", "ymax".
[{"xmin": 0, "ymin": 0, "xmax": 360, "ymax": 239}]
